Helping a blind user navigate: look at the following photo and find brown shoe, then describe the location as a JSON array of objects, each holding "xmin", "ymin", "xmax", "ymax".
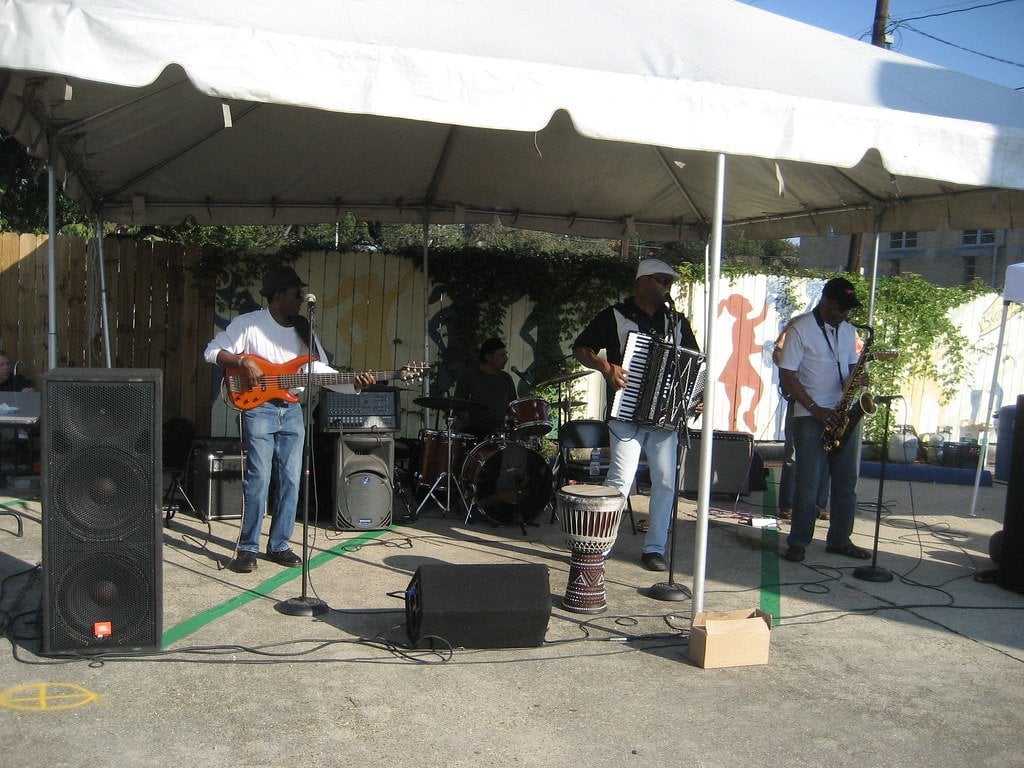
[
  {"xmin": 817, "ymin": 507, "xmax": 830, "ymax": 520},
  {"xmin": 778, "ymin": 507, "xmax": 792, "ymax": 520}
]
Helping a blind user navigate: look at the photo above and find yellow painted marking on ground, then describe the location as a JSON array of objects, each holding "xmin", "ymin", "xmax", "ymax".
[{"xmin": 0, "ymin": 683, "xmax": 100, "ymax": 712}]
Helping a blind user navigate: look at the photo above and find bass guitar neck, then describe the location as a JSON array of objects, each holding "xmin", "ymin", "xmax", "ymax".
[{"xmin": 221, "ymin": 354, "xmax": 428, "ymax": 411}]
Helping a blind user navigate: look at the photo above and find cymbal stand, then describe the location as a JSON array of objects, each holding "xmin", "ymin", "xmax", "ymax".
[{"xmin": 414, "ymin": 407, "xmax": 468, "ymax": 519}]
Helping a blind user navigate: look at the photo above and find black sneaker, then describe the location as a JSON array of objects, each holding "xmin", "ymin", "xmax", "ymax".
[
  {"xmin": 782, "ymin": 545, "xmax": 806, "ymax": 562},
  {"xmin": 640, "ymin": 552, "xmax": 668, "ymax": 572},
  {"xmin": 230, "ymin": 551, "xmax": 258, "ymax": 573},
  {"xmin": 266, "ymin": 548, "xmax": 302, "ymax": 567}
]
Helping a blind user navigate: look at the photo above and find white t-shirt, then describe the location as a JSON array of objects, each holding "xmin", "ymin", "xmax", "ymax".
[
  {"xmin": 204, "ymin": 308, "xmax": 356, "ymax": 394},
  {"xmin": 776, "ymin": 311, "xmax": 859, "ymax": 417}
]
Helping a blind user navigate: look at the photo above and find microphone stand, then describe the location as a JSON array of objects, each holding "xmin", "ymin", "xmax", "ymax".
[
  {"xmin": 276, "ymin": 296, "xmax": 329, "ymax": 616},
  {"xmin": 649, "ymin": 297, "xmax": 694, "ymax": 602},
  {"xmin": 854, "ymin": 394, "xmax": 898, "ymax": 583}
]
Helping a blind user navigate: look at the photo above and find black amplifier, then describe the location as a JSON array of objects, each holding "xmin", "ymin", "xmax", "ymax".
[
  {"xmin": 187, "ymin": 438, "xmax": 247, "ymax": 521},
  {"xmin": 318, "ymin": 386, "xmax": 401, "ymax": 433}
]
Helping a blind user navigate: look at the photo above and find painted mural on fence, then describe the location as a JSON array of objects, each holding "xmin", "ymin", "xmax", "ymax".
[{"xmin": 204, "ymin": 251, "xmax": 1024, "ymax": 445}]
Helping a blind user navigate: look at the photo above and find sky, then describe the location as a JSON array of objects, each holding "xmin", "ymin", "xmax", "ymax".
[{"xmin": 744, "ymin": 0, "xmax": 1024, "ymax": 90}]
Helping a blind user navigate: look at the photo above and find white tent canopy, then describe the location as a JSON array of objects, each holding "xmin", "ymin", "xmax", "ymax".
[
  {"xmin": 4, "ymin": 0, "xmax": 1024, "ymax": 615},
  {"xmin": 1, "ymin": 0, "xmax": 1022, "ymax": 239}
]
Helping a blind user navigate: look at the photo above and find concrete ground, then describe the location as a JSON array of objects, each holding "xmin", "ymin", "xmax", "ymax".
[{"xmin": 0, "ymin": 460, "xmax": 1022, "ymax": 768}]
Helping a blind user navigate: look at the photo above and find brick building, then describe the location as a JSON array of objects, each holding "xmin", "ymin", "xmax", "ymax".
[{"xmin": 797, "ymin": 223, "xmax": 1024, "ymax": 289}]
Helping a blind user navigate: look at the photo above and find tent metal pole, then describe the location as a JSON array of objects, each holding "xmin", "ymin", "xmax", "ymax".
[
  {"xmin": 691, "ymin": 152, "xmax": 726, "ymax": 618},
  {"xmin": 46, "ymin": 165, "xmax": 58, "ymax": 371},
  {"xmin": 967, "ymin": 299, "xmax": 1009, "ymax": 518},
  {"xmin": 94, "ymin": 213, "xmax": 113, "ymax": 367},
  {"xmin": 422, "ymin": 218, "xmax": 431, "ymax": 397}
]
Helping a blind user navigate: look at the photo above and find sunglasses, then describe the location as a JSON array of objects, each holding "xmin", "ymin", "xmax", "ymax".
[{"xmin": 648, "ymin": 275, "xmax": 675, "ymax": 287}]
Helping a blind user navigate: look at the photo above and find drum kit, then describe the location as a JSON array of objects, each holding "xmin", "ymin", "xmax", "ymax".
[{"xmin": 411, "ymin": 368, "xmax": 594, "ymax": 531}]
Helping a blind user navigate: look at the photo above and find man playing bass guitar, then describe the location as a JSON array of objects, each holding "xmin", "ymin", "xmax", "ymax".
[{"xmin": 204, "ymin": 266, "xmax": 376, "ymax": 573}]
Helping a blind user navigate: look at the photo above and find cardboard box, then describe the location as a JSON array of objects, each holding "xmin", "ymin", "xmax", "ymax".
[{"xmin": 689, "ymin": 608, "xmax": 772, "ymax": 669}]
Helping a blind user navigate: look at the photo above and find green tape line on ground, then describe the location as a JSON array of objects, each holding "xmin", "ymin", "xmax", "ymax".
[
  {"xmin": 161, "ymin": 528, "xmax": 392, "ymax": 647},
  {"xmin": 760, "ymin": 467, "xmax": 782, "ymax": 626}
]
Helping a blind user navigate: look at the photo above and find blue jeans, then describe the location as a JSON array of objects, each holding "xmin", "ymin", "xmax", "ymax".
[
  {"xmin": 779, "ymin": 402, "xmax": 830, "ymax": 511},
  {"xmin": 605, "ymin": 419, "xmax": 679, "ymax": 555},
  {"xmin": 238, "ymin": 401, "xmax": 304, "ymax": 553},
  {"xmin": 786, "ymin": 415, "xmax": 860, "ymax": 550}
]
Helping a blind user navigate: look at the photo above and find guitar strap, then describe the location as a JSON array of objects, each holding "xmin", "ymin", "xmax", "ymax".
[{"xmin": 290, "ymin": 315, "xmax": 319, "ymax": 361}]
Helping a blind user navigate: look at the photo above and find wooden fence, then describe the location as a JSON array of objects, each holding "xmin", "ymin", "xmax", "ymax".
[
  {"xmin": 2, "ymin": 233, "xmax": 1022, "ymax": 450},
  {"xmin": 0, "ymin": 233, "xmax": 214, "ymax": 433}
]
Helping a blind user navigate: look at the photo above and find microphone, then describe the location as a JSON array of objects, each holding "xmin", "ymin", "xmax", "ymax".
[
  {"xmin": 872, "ymin": 395, "xmax": 903, "ymax": 404},
  {"xmin": 510, "ymin": 366, "xmax": 534, "ymax": 386},
  {"xmin": 306, "ymin": 292, "xmax": 317, "ymax": 305}
]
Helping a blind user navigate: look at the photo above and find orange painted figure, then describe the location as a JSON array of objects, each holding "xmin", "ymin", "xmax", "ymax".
[{"xmin": 717, "ymin": 294, "xmax": 769, "ymax": 432}]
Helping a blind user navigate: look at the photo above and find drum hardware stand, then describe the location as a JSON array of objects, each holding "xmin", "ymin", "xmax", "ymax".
[
  {"xmin": 162, "ymin": 461, "xmax": 197, "ymax": 525},
  {"xmin": 413, "ymin": 407, "xmax": 469, "ymax": 520},
  {"xmin": 276, "ymin": 297, "xmax": 329, "ymax": 618},
  {"xmin": 854, "ymin": 394, "xmax": 899, "ymax": 584}
]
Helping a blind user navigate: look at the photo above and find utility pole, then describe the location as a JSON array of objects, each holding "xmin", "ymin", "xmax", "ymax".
[{"xmin": 846, "ymin": 0, "xmax": 890, "ymax": 273}]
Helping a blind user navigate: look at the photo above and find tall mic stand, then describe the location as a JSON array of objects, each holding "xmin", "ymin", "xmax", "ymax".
[
  {"xmin": 854, "ymin": 394, "xmax": 899, "ymax": 583},
  {"xmin": 276, "ymin": 297, "xmax": 329, "ymax": 616},
  {"xmin": 649, "ymin": 299, "xmax": 697, "ymax": 602}
]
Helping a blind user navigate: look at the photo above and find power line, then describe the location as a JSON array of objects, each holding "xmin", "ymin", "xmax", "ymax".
[{"xmin": 897, "ymin": 22, "xmax": 1024, "ymax": 70}]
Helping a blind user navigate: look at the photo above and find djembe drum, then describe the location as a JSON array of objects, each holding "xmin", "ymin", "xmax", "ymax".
[{"xmin": 557, "ymin": 484, "xmax": 625, "ymax": 614}]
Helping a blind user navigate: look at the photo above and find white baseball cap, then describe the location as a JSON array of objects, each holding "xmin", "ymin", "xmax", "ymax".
[{"xmin": 636, "ymin": 258, "xmax": 677, "ymax": 281}]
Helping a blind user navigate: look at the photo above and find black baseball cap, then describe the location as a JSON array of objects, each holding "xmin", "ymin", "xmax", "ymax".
[
  {"xmin": 260, "ymin": 266, "xmax": 306, "ymax": 297},
  {"xmin": 478, "ymin": 337, "xmax": 507, "ymax": 362},
  {"xmin": 822, "ymin": 277, "xmax": 862, "ymax": 310}
]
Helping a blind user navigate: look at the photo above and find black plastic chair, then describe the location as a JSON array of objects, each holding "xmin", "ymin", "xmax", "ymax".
[{"xmin": 551, "ymin": 419, "xmax": 636, "ymax": 534}]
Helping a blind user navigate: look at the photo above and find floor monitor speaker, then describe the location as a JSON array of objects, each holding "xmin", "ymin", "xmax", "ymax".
[
  {"xmin": 41, "ymin": 368, "xmax": 163, "ymax": 654},
  {"xmin": 335, "ymin": 433, "xmax": 394, "ymax": 530},
  {"xmin": 680, "ymin": 430, "xmax": 753, "ymax": 495},
  {"xmin": 405, "ymin": 563, "xmax": 550, "ymax": 648},
  {"xmin": 997, "ymin": 394, "xmax": 1024, "ymax": 595}
]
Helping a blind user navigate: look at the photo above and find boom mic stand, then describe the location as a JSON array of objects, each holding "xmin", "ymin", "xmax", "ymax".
[
  {"xmin": 649, "ymin": 300, "xmax": 699, "ymax": 602},
  {"xmin": 853, "ymin": 394, "xmax": 899, "ymax": 583},
  {"xmin": 277, "ymin": 295, "xmax": 329, "ymax": 616}
]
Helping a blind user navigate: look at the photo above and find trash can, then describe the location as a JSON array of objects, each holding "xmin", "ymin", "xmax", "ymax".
[{"xmin": 995, "ymin": 403, "xmax": 1018, "ymax": 481}]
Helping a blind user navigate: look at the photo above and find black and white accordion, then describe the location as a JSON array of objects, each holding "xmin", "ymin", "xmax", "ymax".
[{"xmin": 610, "ymin": 331, "xmax": 705, "ymax": 429}]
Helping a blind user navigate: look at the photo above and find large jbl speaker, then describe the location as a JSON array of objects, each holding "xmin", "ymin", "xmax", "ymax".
[
  {"xmin": 680, "ymin": 430, "xmax": 754, "ymax": 495},
  {"xmin": 405, "ymin": 563, "xmax": 550, "ymax": 648},
  {"xmin": 41, "ymin": 368, "xmax": 163, "ymax": 654},
  {"xmin": 335, "ymin": 433, "xmax": 394, "ymax": 530},
  {"xmin": 997, "ymin": 394, "xmax": 1024, "ymax": 595}
]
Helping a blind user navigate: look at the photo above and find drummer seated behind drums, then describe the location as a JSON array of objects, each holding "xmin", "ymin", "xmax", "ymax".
[{"xmin": 454, "ymin": 337, "xmax": 519, "ymax": 440}]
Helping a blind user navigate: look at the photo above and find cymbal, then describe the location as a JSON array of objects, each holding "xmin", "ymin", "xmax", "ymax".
[
  {"xmin": 413, "ymin": 395, "xmax": 489, "ymax": 412},
  {"xmin": 533, "ymin": 369, "xmax": 595, "ymax": 389}
]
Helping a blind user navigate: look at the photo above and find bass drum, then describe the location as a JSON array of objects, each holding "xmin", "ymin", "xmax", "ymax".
[{"xmin": 461, "ymin": 439, "xmax": 553, "ymax": 526}]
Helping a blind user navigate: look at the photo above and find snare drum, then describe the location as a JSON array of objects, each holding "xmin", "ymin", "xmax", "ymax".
[
  {"xmin": 506, "ymin": 397, "xmax": 552, "ymax": 439},
  {"xmin": 557, "ymin": 484, "xmax": 625, "ymax": 614},
  {"xmin": 417, "ymin": 429, "xmax": 474, "ymax": 488},
  {"xmin": 461, "ymin": 438, "xmax": 553, "ymax": 525}
]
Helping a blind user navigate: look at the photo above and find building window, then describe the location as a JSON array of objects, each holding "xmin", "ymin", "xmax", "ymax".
[
  {"xmin": 963, "ymin": 255, "xmax": 977, "ymax": 283},
  {"xmin": 961, "ymin": 229, "xmax": 996, "ymax": 246},
  {"xmin": 890, "ymin": 258, "xmax": 901, "ymax": 277},
  {"xmin": 889, "ymin": 231, "xmax": 917, "ymax": 249}
]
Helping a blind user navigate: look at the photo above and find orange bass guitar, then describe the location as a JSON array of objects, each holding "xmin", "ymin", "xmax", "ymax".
[{"xmin": 221, "ymin": 355, "xmax": 429, "ymax": 411}]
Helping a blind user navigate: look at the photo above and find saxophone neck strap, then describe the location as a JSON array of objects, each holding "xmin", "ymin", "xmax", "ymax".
[{"xmin": 813, "ymin": 307, "xmax": 845, "ymax": 388}]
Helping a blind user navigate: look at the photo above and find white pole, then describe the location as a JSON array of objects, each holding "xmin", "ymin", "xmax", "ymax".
[
  {"xmin": 422, "ymin": 219, "xmax": 431, "ymax": 397},
  {"xmin": 46, "ymin": 166, "xmax": 58, "ymax": 370},
  {"xmin": 94, "ymin": 214, "xmax": 113, "ymax": 367},
  {"xmin": 967, "ymin": 299, "xmax": 1009, "ymax": 517},
  {"xmin": 691, "ymin": 153, "xmax": 726, "ymax": 617}
]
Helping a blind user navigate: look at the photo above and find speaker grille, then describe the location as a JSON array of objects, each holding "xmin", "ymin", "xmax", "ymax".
[{"xmin": 41, "ymin": 369, "xmax": 163, "ymax": 654}]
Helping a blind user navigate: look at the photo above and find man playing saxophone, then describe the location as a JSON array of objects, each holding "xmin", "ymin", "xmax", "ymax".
[{"xmin": 776, "ymin": 277, "xmax": 872, "ymax": 563}]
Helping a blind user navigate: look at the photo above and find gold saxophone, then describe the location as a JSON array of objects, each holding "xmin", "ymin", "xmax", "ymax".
[{"xmin": 820, "ymin": 324, "xmax": 898, "ymax": 454}]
